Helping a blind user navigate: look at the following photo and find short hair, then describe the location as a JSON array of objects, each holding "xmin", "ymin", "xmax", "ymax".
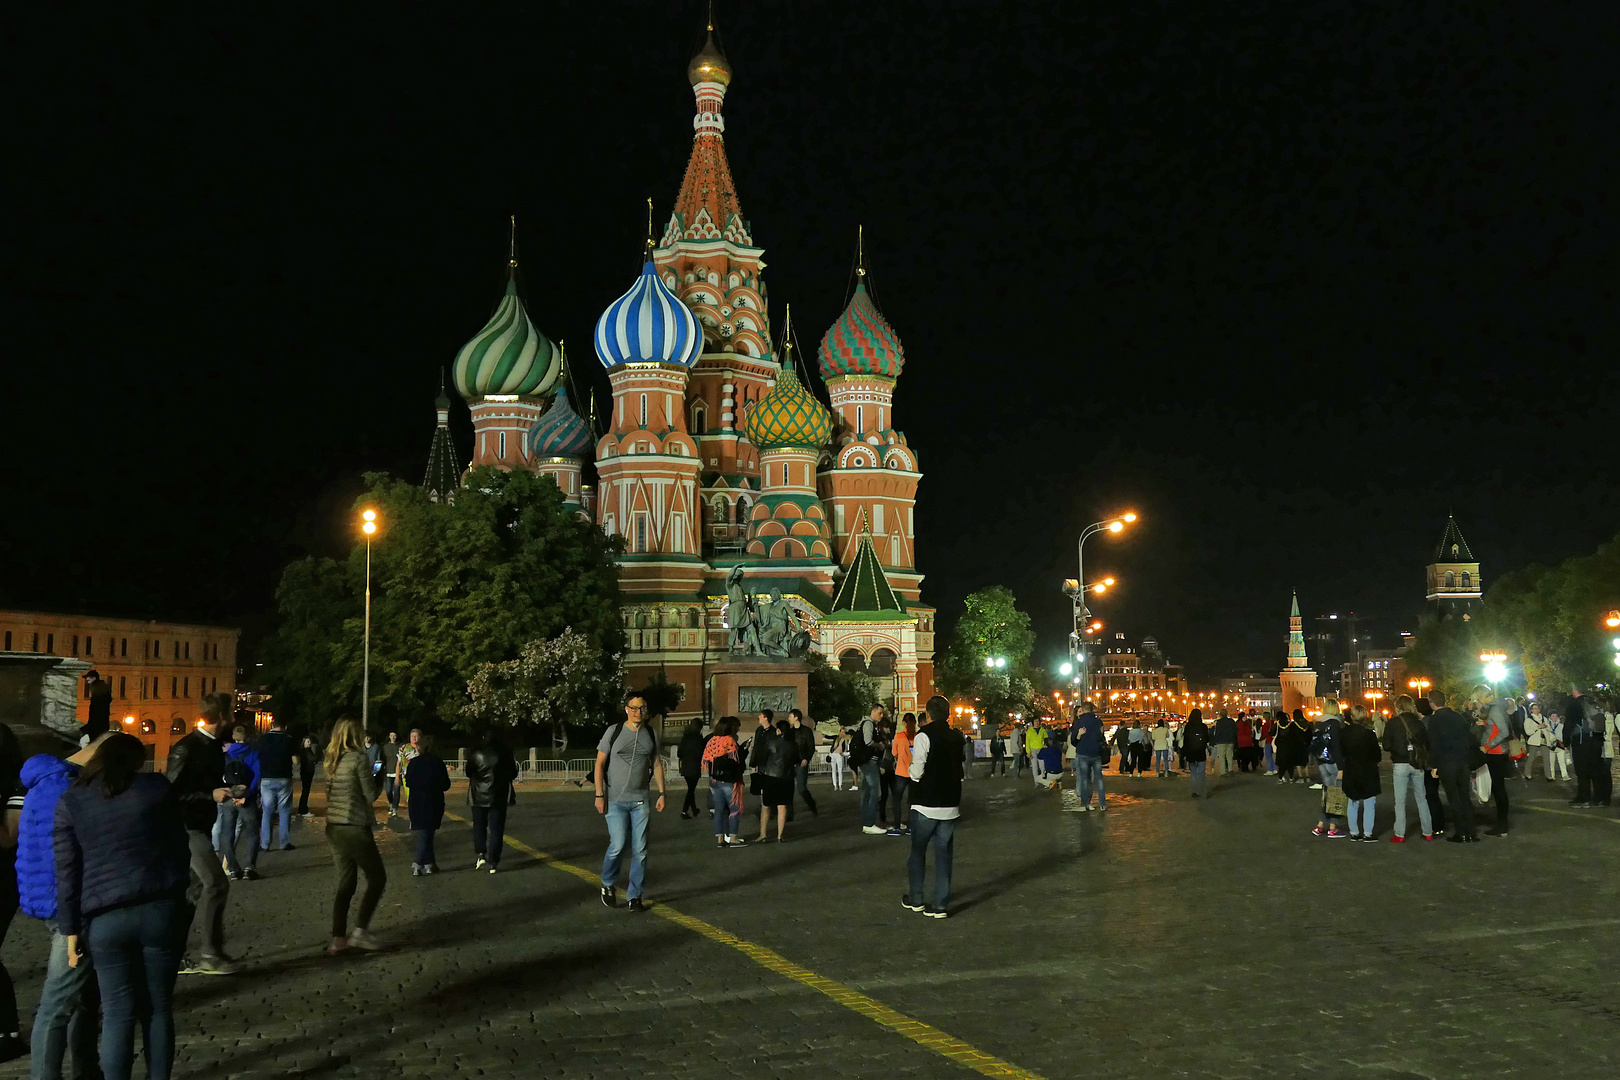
[
  {"xmin": 760, "ymin": 709, "xmax": 774, "ymax": 723},
  {"xmin": 1083, "ymin": 699, "xmax": 1096, "ymax": 710},
  {"xmin": 789, "ymin": 708, "xmax": 804, "ymax": 722},
  {"xmin": 1321, "ymin": 697, "xmax": 1340, "ymax": 715},
  {"xmin": 624, "ymin": 691, "xmax": 647, "ymax": 707},
  {"xmin": 870, "ymin": 703, "xmax": 885, "ymax": 716},
  {"xmin": 269, "ymin": 716, "xmax": 285, "ymax": 729},
  {"xmin": 925, "ymin": 696, "xmax": 949, "ymax": 724},
  {"xmin": 1394, "ymin": 694, "xmax": 1414, "ymax": 713},
  {"xmin": 200, "ymin": 691, "xmax": 232, "ymax": 723},
  {"xmin": 1427, "ymin": 689, "xmax": 1447, "ymax": 707},
  {"xmin": 232, "ymin": 725, "xmax": 248, "ymax": 741}
]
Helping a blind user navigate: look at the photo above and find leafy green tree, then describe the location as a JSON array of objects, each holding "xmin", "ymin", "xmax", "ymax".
[
  {"xmin": 263, "ymin": 467, "xmax": 625, "ymax": 735},
  {"xmin": 806, "ymin": 651, "xmax": 879, "ymax": 727},
  {"xmin": 636, "ymin": 665, "xmax": 685, "ymax": 720},
  {"xmin": 936, "ymin": 586, "xmax": 1038, "ymax": 727},
  {"xmin": 463, "ymin": 629, "xmax": 623, "ymax": 753}
]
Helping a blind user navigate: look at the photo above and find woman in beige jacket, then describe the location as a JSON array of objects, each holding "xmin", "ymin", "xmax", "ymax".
[{"xmin": 324, "ymin": 717, "xmax": 386, "ymax": 954}]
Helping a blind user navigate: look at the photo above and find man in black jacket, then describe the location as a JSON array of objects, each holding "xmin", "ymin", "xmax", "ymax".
[
  {"xmin": 786, "ymin": 709, "xmax": 818, "ymax": 823},
  {"xmin": 1425, "ymin": 690, "xmax": 1478, "ymax": 843},
  {"xmin": 166, "ymin": 691, "xmax": 239, "ymax": 973},
  {"xmin": 901, "ymin": 696, "xmax": 962, "ymax": 919},
  {"xmin": 256, "ymin": 716, "xmax": 297, "ymax": 852},
  {"xmin": 1210, "ymin": 709, "xmax": 1238, "ymax": 779},
  {"xmin": 466, "ymin": 731, "xmax": 518, "ymax": 872}
]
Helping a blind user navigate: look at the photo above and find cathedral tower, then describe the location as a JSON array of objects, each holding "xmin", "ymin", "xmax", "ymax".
[
  {"xmin": 1425, "ymin": 515, "xmax": 1481, "ymax": 619},
  {"xmin": 1278, "ymin": 591, "xmax": 1318, "ymax": 714},
  {"xmin": 526, "ymin": 353, "xmax": 592, "ymax": 512}
]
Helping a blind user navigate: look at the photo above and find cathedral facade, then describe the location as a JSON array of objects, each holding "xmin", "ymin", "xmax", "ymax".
[{"xmin": 435, "ymin": 19, "xmax": 934, "ymax": 728}]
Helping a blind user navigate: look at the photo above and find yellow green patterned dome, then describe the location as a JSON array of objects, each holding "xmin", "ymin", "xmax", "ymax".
[{"xmin": 744, "ymin": 355, "xmax": 832, "ymax": 452}]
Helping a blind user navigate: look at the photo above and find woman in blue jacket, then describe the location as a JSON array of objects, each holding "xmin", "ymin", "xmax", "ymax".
[
  {"xmin": 54, "ymin": 733, "xmax": 189, "ymax": 1080},
  {"xmin": 404, "ymin": 736, "xmax": 451, "ymax": 875}
]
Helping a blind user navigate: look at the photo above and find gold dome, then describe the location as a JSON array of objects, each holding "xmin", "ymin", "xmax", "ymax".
[{"xmin": 687, "ymin": 29, "xmax": 731, "ymax": 87}]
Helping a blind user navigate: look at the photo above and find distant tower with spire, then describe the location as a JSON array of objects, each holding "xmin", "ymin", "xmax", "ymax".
[
  {"xmin": 422, "ymin": 375, "xmax": 461, "ymax": 504},
  {"xmin": 1278, "ymin": 591, "xmax": 1317, "ymax": 714},
  {"xmin": 1425, "ymin": 515, "xmax": 1481, "ymax": 619}
]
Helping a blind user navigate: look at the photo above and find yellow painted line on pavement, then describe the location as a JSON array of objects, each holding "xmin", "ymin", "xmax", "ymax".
[
  {"xmin": 444, "ymin": 812, "xmax": 1045, "ymax": 1080},
  {"xmin": 1521, "ymin": 805, "xmax": 1620, "ymax": 824}
]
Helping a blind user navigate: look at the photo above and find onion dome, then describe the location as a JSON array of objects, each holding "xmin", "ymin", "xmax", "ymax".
[
  {"xmin": 453, "ymin": 272, "xmax": 561, "ymax": 399},
  {"xmin": 818, "ymin": 279, "xmax": 905, "ymax": 380},
  {"xmin": 594, "ymin": 260, "xmax": 704, "ymax": 369},
  {"xmin": 687, "ymin": 21, "xmax": 731, "ymax": 87},
  {"xmin": 744, "ymin": 352, "xmax": 833, "ymax": 452},
  {"xmin": 529, "ymin": 377, "xmax": 591, "ymax": 459}
]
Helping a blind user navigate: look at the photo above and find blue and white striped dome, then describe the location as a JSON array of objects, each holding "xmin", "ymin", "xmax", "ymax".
[
  {"xmin": 528, "ymin": 385, "xmax": 592, "ymax": 459},
  {"xmin": 593, "ymin": 261, "xmax": 703, "ymax": 369}
]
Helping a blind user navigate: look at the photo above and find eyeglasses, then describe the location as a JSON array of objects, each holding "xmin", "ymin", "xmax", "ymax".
[{"xmin": 626, "ymin": 705, "xmax": 648, "ymax": 713}]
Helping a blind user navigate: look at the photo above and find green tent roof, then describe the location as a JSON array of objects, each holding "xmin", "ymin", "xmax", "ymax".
[{"xmin": 824, "ymin": 531, "xmax": 908, "ymax": 621}]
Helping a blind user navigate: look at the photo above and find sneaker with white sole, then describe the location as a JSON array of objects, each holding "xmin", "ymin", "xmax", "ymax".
[
  {"xmin": 474, "ymin": 856, "xmax": 487, "ymax": 871},
  {"xmin": 862, "ymin": 825, "xmax": 886, "ymax": 835},
  {"xmin": 900, "ymin": 895, "xmax": 924, "ymax": 913},
  {"xmin": 346, "ymin": 928, "xmax": 383, "ymax": 951}
]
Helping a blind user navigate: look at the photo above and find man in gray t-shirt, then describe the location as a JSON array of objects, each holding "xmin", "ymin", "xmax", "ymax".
[{"xmin": 594, "ymin": 693, "xmax": 666, "ymax": 912}]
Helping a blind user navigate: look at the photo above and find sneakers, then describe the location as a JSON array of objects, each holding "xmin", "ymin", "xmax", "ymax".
[
  {"xmin": 1309, "ymin": 783, "xmax": 1324, "ymax": 790},
  {"xmin": 279, "ymin": 844, "xmax": 297, "ymax": 852},
  {"xmin": 1077, "ymin": 805, "xmax": 1091, "ymax": 812},
  {"xmin": 242, "ymin": 868, "xmax": 261, "ymax": 880},
  {"xmin": 601, "ymin": 885, "xmax": 617, "ymax": 908},
  {"xmin": 411, "ymin": 863, "xmax": 422, "ymax": 876},
  {"xmin": 474, "ymin": 856, "xmax": 487, "ymax": 871},
  {"xmin": 923, "ymin": 907, "xmax": 949, "ymax": 919},
  {"xmin": 1389, "ymin": 835, "xmax": 1407, "ymax": 844},
  {"xmin": 900, "ymin": 895, "xmax": 924, "ymax": 913},
  {"xmin": 423, "ymin": 864, "xmax": 438, "ymax": 875},
  {"xmin": 1325, "ymin": 827, "xmax": 1347, "ymax": 839},
  {"xmin": 189, "ymin": 954, "xmax": 242, "ymax": 976},
  {"xmin": 488, "ymin": 864, "xmax": 499, "ymax": 874},
  {"xmin": 885, "ymin": 828, "xmax": 903, "ymax": 836},
  {"xmin": 862, "ymin": 825, "xmax": 886, "ymax": 835},
  {"xmin": 626, "ymin": 897, "xmax": 647, "ymax": 914},
  {"xmin": 346, "ymin": 928, "xmax": 383, "ymax": 951},
  {"xmin": 387, "ymin": 808, "xmax": 396, "ymax": 818},
  {"xmin": 1311, "ymin": 825, "xmax": 1325, "ymax": 836},
  {"xmin": 300, "ymin": 812, "xmax": 314, "ymax": 820},
  {"xmin": 1097, "ymin": 804, "xmax": 1107, "ymax": 812}
]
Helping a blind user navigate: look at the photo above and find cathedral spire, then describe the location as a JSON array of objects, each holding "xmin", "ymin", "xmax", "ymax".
[
  {"xmin": 423, "ymin": 373, "xmax": 461, "ymax": 504},
  {"xmin": 1286, "ymin": 591, "xmax": 1309, "ymax": 669},
  {"xmin": 664, "ymin": 2, "xmax": 750, "ymax": 248}
]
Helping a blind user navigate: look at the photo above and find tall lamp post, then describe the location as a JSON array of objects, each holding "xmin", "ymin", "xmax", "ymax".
[
  {"xmin": 361, "ymin": 508, "xmax": 379, "ymax": 726},
  {"xmin": 1479, "ymin": 650, "xmax": 1507, "ymax": 689},
  {"xmin": 1064, "ymin": 513, "xmax": 1136, "ymax": 694}
]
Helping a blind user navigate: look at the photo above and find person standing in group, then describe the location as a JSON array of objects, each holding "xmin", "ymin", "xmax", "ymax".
[
  {"xmin": 887, "ymin": 713, "xmax": 916, "ymax": 836},
  {"xmin": 297, "ymin": 734, "xmax": 319, "ymax": 819},
  {"xmin": 393, "ymin": 729, "xmax": 422, "ymax": 812},
  {"xmin": 465, "ymin": 730, "xmax": 517, "ymax": 873},
  {"xmin": 787, "ymin": 709, "xmax": 818, "ymax": 823},
  {"xmin": 1152, "ymin": 717, "xmax": 1172, "ymax": 776},
  {"xmin": 362, "ymin": 735, "xmax": 384, "ymax": 805},
  {"xmin": 1069, "ymin": 701, "xmax": 1106, "ymax": 811},
  {"xmin": 900, "ymin": 697, "xmax": 962, "ymax": 919},
  {"xmin": 1548, "ymin": 710, "xmax": 1572, "ymax": 781},
  {"xmin": 1475, "ymin": 685, "xmax": 1512, "ymax": 835},
  {"xmin": 1523, "ymin": 701, "xmax": 1553, "ymax": 782},
  {"xmin": 1382, "ymin": 695, "xmax": 1433, "ymax": 842},
  {"xmin": 854, "ymin": 705, "xmax": 885, "ymax": 835},
  {"xmin": 988, "ymin": 730, "xmax": 1007, "ymax": 776},
  {"xmin": 1025, "ymin": 722, "xmax": 1049, "ymax": 790},
  {"xmin": 1209, "ymin": 708, "xmax": 1237, "ymax": 780},
  {"xmin": 0, "ymin": 725, "xmax": 22, "ymax": 1063},
  {"xmin": 379, "ymin": 733, "xmax": 401, "ymax": 818},
  {"xmin": 828, "ymin": 728, "xmax": 848, "ymax": 792},
  {"xmin": 751, "ymin": 719, "xmax": 795, "ymax": 843},
  {"xmin": 1234, "ymin": 713, "xmax": 1257, "ymax": 773},
  {"xmin": 1271, "ymin": 710, "xmax": 1298, "ymax": 783},
  {"xmin": 323, "ymin": 717, "xmax": 386, "ymax": 952},
  {"xmin": 1567, "ymin": 689, "xmax": 1609, "ymax": 808},
  {"xmin": 18, "ymin": 731, "xmax": 110, "ymax": 1077},
  {"xmin": 256, "ymin": 717, "xmax": 296, "ymax": 850},
  {"xmin": 53, "ymin": 733, "xmax": 190, "ymax": 1080},
  {"xmin": 1011, "ymin": 721, "xmax": 1026, "ymax": 780},
  {"xmin": 1182, "ymin": 709, "xmax": 1210, "ymax": 798},
  {"xmin": 1340, "ymin": 706, "xmax": 1382, "ymax": 841},
  {"xmin": 214, "ymin": 726, "xmax": 261, "ymax": 881},
  {"xmin": 1309, "ymin": 699, "xmax": 1348, "ymax": 837},
  {"xmin": 1261, "ymin": 711, "xmax": 1277, "ymax": 775},
  {"xmin": 877, "ymin": 715, "xmax": 899, "ymax": 820},
  {"xmin": 404, "ymin": 735, "xmax": 450, "ymax": 876},
  {"xmin": 164, "ymin": 692, "xmax": 238, "ymax": 975},
  {"xmin": 701, "ymin": 717, "xmax": 747, "ymax": 847},
  {"xmin": 676, "ymin": 718, "xmax": 705, "ymax": 820},
  {"xmin": 594, "ymin": 694, "xmax": 666, "ymax": 912},
  {"xmin": 1425, "ymin": 690, "xmax": 1477, "ymax": 843},
  {"xmin": 1414, "ymin": 697, "xmax": 1447, "ymax": 835}
]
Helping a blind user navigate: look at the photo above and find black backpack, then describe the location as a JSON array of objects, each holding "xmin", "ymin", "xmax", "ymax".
[
  {"xmin": 847, "ymin": 724, "xmax": 874, "ymax": 769},
  {"xmin": 711, "ymin": 749, "xmax": 743, "ymax": 784},
  {"xmin": 1399, "ymin": 715, "xmax": 1430, "ymax": 772},
  {"xmin": 223, "ymin": 754, "xmax": 253, "ymax": 791}
]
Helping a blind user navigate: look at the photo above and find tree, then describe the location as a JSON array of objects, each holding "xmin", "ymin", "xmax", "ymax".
[
  {"xmin": 935, "ymin": 586, "xmax": 1038, "ymax": 725},
  {"xmin": 262, "ymin": 467, "xmax": 625, "ymax": 735},
  {"xmin": 637, "ymin": 665, "xmax": 686, "ymax": 720},
  {"xmin": 463, "ymin": 629, "xmax": 623, "ymax": 753},
  {"xmin": 806, "ymin": 651, "xmax": 879, "ymax": 727}
]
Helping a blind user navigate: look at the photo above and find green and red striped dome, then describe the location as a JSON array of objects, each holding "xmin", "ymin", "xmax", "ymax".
[{"xmin": 818, "ymin": 281, "xmax": 904, "ymax": 380}]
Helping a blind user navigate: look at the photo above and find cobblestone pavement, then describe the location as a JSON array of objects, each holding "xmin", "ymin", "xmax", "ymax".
[{"xmin": 2, "ymin": 764, "xmax": 1617, "ymax": 1079}]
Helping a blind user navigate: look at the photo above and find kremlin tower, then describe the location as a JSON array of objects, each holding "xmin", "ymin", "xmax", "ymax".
[{"xmin": 1278, "ymin": 592, "xmax": 1318, "ymax": 714}]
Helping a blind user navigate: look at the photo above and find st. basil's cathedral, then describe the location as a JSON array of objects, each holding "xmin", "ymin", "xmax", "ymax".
[{"xmin": 420, "ymin": 16, "xmax": 935, "ymax": 723}]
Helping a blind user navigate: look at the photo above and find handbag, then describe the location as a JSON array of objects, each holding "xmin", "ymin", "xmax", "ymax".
[
  {"xmin": 1507, "ymin": 737, "xmax": 1526, "ymax": 760},
  {"xmin": 1322, "ymin": 787, "xmax": 1348, "ymax": 816},
  {"xmin": 1471, "ymin": 764, "xmax": 1492, "ymax": 805}
]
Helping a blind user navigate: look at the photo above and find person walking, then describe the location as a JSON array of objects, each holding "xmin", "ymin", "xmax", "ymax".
[
  {"xmin": 1025, "ymin": 721, "xmax": 1049, "ymax": 789},
  {"xmin": 19, "ymin": 732, "xmax": 109, "ymax": 1079},
  {"xmin": 1476, "ymin": 685, "xmax": 1512, "ymax": 835},
  {"xmin": 828, "ymin": 729, "xmax": 848, "ymax": 792},
  {"xmin": 1069, "ymin": 701, "xmax": 1106, "ymax": 811},
  {"xmin": 1309, "ymin": 699, "xmax": 1348, "ymax": 837},
  {"xmin": 297, "ymin": 735, "xmax": 318, "ymax": 819},
  {"xmin": 1382, "ymin": 696, "xmax": 1434, "ymax": 842},
  {"xmin": 787, "ymin": 709, "xmax": 818, "ymax": 823},
  {"xmin": 594, "ymin": 694, "xmax": 666, "ymax": 912},
  {"xmin": 322, "ymin": 717, "xmax": 386, "ymax": 952},
  {"xmin": 1209, "ymin": 709, "xmax": 1237, "ymax": 780},
  {"xmin": 465, "ymin": 731, "xmax": 518, "ymax": 873},
  {"xmin": 214, "ymin": 726, "xmax": 261, "ymax": 881},
  {"xmin": 854, "ymin": 706, "xmax": 885, "ymax": 835},
  {"xmin": 1152, "ymin": 718, "xmax": 1172, "ymax": 776},
  {"xmin": 887, "ymin": 713, "xmax": 916, "ymax": 836},
  {"xmin": 988, "ymin": 731, "xmax": 1007, "ymax": 776},
  {"xmin": 256, "ymin": 717, "xmax": 296, "ymax": 850},
  {"xmin": 676, "ymin": 719, "xmax": 705, "ymax": 820},
  {"xmin": 164, "ymin": 692, "xmax": 238, "ymax": 975},
  {"xmin": 379, "ymin": 733, "xmax": 401, "ymax": 819},
  {"xmin": 1341, "ymin": 706, "xmax": 1382, "ymax": 841},
  {"xmin": 53, "ymin": 733, "xmax": 190, "ymax": 1080},
  {"xmin": 1523, "ymin": 702, "xmax": 1553, "ymax": 782},
  {"xmin": 751, "ymin": 719, "xmax": 794, "ymax": 843},
  {"xmin": 900, "ymin": 697, "xmax": 962, "ymax": 920},
  {"xmin": 404, "ymin": 736, "xmax": 450, "ymax": 876},
  {"xmin": 701, "ymin": 718, "xmax": 747, "ymax": 847},
  {"xmin": 1182, "ymin": 709, "xmax": 1210, "ymax": 798},
  {"xmin": 1425, "ymin": 690, "xmax": 1478, "ymax": 843}
]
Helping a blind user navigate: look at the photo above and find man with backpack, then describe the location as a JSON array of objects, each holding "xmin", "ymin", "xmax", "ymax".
[
  {"xmin": 1381, "ymin": 695, "xmax": 1434, "ymax": 841},
  {"xmin": 900, "ymin": 696, "xmax": 962, "ymax": 919},
  {"xmin": 594, "ymin": 693, "xmax": 666, "ymax": 912},
  {"xmin": 216, "ymin": 725, "xmax": 263, "ymax": 880},
  {"xmin": 851, "ymin": 705, "xmax": 885, "ymax": 835}
]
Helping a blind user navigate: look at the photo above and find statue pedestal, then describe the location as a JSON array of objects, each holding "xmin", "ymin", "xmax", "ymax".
[
  {"xmin": 708, "ymin": 656, "xmax": 810, "ymax": 722},
  {"xmin": 1, "ymin": 653, "xmax": 91, "ymax": 756}
]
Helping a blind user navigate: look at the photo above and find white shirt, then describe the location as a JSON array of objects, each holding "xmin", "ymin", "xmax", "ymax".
[
  {"xmin": 907, "ymin": 730, "xmax": 961, "ymax": 820},
  {"xmin": 1525, "ymin": 712, "xmax": 1550, "ymax": 746}
]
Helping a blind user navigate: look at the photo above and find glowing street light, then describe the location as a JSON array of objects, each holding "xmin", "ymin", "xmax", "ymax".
[
  {"xmin": 1479, "ymin": 650, "xmax": 1507, "ymax": 686},
  {"xmin": 360, "ymin": 508, "xmax": 382, "ymax": 725},
  {"xmin": 1059, "ymin": 662, "xmax": 1073, "ymax": 676},
  {"xmin": 1067, "ymin": 512, "xmax": 1139, "ymax": 692}
]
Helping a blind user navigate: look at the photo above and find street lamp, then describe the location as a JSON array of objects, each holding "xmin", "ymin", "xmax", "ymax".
[
  {"xmin": 1364, "ymin": 689, "xmax": 1385, "ymax": 714},
  {"xmin": 1407, "ymin": 677, "xmax": 1431, "ymax": 699},
  {"xmin": 360, "ymin": 508, "xmax": 380, "ymax": 725},
  {"xmin": 1478, "ymin": 650, "xmax": 1507, "ymax": 687},
  {"xmin": 1066, "ymin": 512, "xmax": 1138, "ymax": 693}
]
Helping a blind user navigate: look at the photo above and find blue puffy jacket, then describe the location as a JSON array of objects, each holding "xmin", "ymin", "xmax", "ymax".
[
  {"xmin": 17, "ymin": 754, "xmax": 77, "ymax": 921},
  {"xmin": 224, "ymin": 741, "xmax": 261, "ymax": 798}
]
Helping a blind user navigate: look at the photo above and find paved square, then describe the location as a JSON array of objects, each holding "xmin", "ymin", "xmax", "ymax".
[{"xmin": 2, "ymin": 765, "xmax": 1616, "ymax": 1079}]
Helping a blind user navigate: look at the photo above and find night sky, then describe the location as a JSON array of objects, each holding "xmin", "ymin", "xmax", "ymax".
[{"xmin": 7, "ymin": 2, "xmax": 1615, "ymax": 678}]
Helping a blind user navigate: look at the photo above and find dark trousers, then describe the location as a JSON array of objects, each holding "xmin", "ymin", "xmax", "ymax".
[
  {"xmin": 1574, "ymin": 741, "xmax": 1611, "ymax": 804},
  {"xmin": 681, "ymin": 775, "xmax": 700, "ymax": 816},
  {"xmin": 385, "ymin": 777, "xmax": 400, "ymax": 811},
  {"xmin": 413, "ymin": 829, "xmax": 436, "ymax": 866},
  {"xmin": 88, "ymin": 896, "xmax": 182, "ymax": 1080},
  {"xmin": 471, "ymin": 804, "xmax": 507, "ymax": 867},
  {"xmin": 1423, "ymin": 769, "xmax": 1447, "ymax": 832},
  {"xmin": 1484, "ymin": 754, "xmax": 1511, "ymax": 829},
  {"xmin": 326, "ymin": 824, "xmax": 386, "ymax": 938},
  {"xmin": 989, "ymin": 753, "xmax": 1006, "ymax": 776},
  {"xmin": 878, "ymin": 770, "xmax": 895, "ymax": 824},
  {"xmin": 789, "ymin": 762, "xmax": 816, "ymax": 821},
  {"xmin": 182, "ymin": 828, "xmax": 229, "ymax": 958},
  {"xmin": 1437, "ymin": 764, "xmax": 1475, "ymax": 838},
  {"xmin": 906, "ymin": 812, "xmax": 955, "ymax": 911},
  {"xmin": 890, "ymin": 775, "xmax": 910, "ymax": 825},
  {"xmin": 297, "ymin": 770, "xmax": 314, "ymax": 814}
]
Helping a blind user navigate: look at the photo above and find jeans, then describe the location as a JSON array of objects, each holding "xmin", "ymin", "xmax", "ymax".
[
  {"xmin": 414, "ymin": 829, "xmax": 436, "ymax": 866},
  {"xmin": 1075, "ymin": 755, "xmax": 1104, "ymax": 807},
  {"xmin": 889, "ymin": 776, "xmax": 909, "ymax": 825},
  {"xmin": 1484, "ymin": 753, "xmax": 1511, "ymax": 829},
  {"xmin": 258, "ymin": 778, "xmax": 293, "ymax": 850},
  {"xmin": 906, "ymin": 812, "xmax": 955, "ymax": 911},
  {"xmin": 1437, "ymin": 763, "xmax": 1475, "ymax": 838},
  {"xmin": 31, "ymin": 924, "xmax": 100, "ymax": 1080},
  {"xmin": 710, "ymin": 781, "xmax": 740, "ymax": 836},
  {"xmin": 1189, "ymin": 760, "xmax": 1207, "ymax": 795},
  {"xmin": 1154, "ymin": 748, "xmax": 1170, "ymax": 774},
  {"xmin": 601, "ymin": 800, "xmax": 650, "ymax": 899},
  {"xmin": 327, "ymin": 824, "xmax": 386, "ymax": 937},
  {"xmin": 859, "ymin": 761, "xmax": 882, "ymax": 827},
  {"xmin": 1392, "ymin": 762, "xmax": 1433, "ymax": 837},
  {"xmin": 385, "ymin": 776, "xmax": 400, "ymax": 811},
  {"xmin": 182, "ymin": 829, "xmax": 228, "ymax": 958},
  {"xmin": 1211, "ymin": 743, "xmax": 1235, "ymax": 776},
  {"xmin": 87, "ymin": 896, "xmax": 181, "ymax": 1080},
  {"xmin": 1264, "ymin": 743, "xmax": 1276, "ymax": 772},
  {"xmin": 471, "ymin": 803, "xmax": 507, "ymax": 866},
  {"xmin": 793, "ymin": 763, "xmax": 817, "ymax": 818},
  {"xmin": 213, "ymin": 799, "xmax": 260, "ymax": 874},
  {"xmin": 1347, "ymin": 796, "xmax": 1376, "ymax": 836},
  {"xmin": 1318, "ymin": 764, "xmax": 1346, "ymax": 827}
]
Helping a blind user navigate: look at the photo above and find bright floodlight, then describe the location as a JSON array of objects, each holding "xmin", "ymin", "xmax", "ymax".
[
  {"xmin": 1108, "ymin": 521, "xmax": 1124, "ymax": 533},
  {"xmin": 1483, "ymin": 661, "xmax": 1507, "ymax": 684},
  {"xmin": 1122, "ymin": 512, "xmax": 1138, "ymax": 523},
  {"xmin": 362, "ymin": 521, "xmax": 376, "ymax": 535},
  {"xmin": 996, "ymin": 657, "xmax": 1007, "ymax": 669},
  {"xmin": 985, "ymin": 657, "xmax": 995, "ymax": 669},
  {"xmin": 1093, "ymin": 583, "xmax": 1107, "ymax": 594},
  {"xmin": 362, "ymin": 509, "xmax": 377, "ymax": 522},
  {"xmin": 1059, "ymin": 662, "xmax": 1073, "ymax": 676},
  {"xmin": 1103, "ymin": 577, "xmax": 1115, "ymax": 586}
]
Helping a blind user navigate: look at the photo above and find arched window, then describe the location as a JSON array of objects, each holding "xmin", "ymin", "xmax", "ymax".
[
  {"xmin": 498, "ymin": 431, "xmax": 507, "ymax": 459},
  {"xmin": 735, "ymin": 497, "xmax": 751, "ymax": 525},
  {"xmin": 839, "ymin": 650, "xmax": 867, "ymax": 674},
  {"xmin": 635, "ymin": 517, "xmax": 648, "ymax": 553},
  {"xmin": 693, "ymin": 405, "xmax": 707, "ymax": 434},
  {"xmin": 868, "ymin": 649, "xmax": 897, "ymax": 677},
  {"xmin": 169, "ymin": 717, "xmax": 187, "ymax": 736},
  {"xmin": 1461, "ymin": 572, "xmax": 1471, "ymax": 588},
  {"xmin": 141, "ymin": 719, "xmax": 156, "ymax": 735},
  {"xmin": 1444, "ymin": 571, "xmax": 1455, "ymax": 587}
]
